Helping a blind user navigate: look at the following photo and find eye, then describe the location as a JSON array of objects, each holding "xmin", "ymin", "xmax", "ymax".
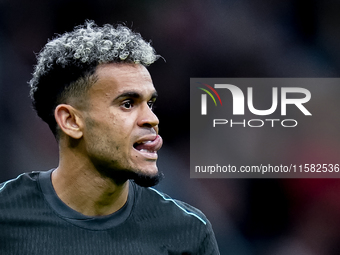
[
  {"xmin": 122, "ymin": 100, "xmax": 134, "ymax": 109},
  {"xmin": 147, "ymin": 100, "xmax": 155, "ymax": 110}
]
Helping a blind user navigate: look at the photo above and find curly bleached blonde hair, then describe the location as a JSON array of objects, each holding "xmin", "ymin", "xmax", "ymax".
[{"xmin": 29, "ymin": 21, "xmax": 159, "ymax": 137}]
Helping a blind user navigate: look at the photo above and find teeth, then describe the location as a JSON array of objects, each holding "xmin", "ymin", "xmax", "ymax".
[
  {"xmin": 140, "ymin": 149, "xmax": 155, "ymax": 153},
  {"xmin": 141, "ymin": 140, "xmax": 152, "ymax": 144}
]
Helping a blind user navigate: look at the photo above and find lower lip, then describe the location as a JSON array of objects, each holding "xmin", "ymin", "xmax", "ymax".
[
  {"xmin": 135, "ymin": 149, "xmax": 158, "ymax": 160},
  {"xmin": 133, "ymin": 135, "xmax": 163, "ymax": 160}
]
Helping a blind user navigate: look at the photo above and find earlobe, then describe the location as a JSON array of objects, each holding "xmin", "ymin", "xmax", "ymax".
[{"xmin": 55, "ymin": 104, "xmax": 83, "ymax": 139}]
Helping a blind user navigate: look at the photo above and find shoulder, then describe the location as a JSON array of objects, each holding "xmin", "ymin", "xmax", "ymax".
[
  {"xmin": 0, "ymin": 172, "xmax": 40, "ymax": 194},
  {"xmin": 132, "ymin": 183, "xmax": 220, "ymax": 254},
  {"xmin": 147, "ymin": 186, "xmax": 208, "ymax": 225},
  {"xmin": 133, "ymin": 183, "xmax": 208, "ymax": 224},
  {"xmin": 0, "ymin": 171, "xmax": 43, "ymax": 208}
]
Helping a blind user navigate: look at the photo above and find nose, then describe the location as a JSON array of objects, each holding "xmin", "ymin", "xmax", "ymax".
[{"xmin": 137, "ymin": 103, "xmax": 159, "ymax": 128}]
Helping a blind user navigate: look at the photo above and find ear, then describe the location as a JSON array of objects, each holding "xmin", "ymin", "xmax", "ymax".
[{"xmin": 55, "ymin": 104, "xmax": 83, "ymax": 139}]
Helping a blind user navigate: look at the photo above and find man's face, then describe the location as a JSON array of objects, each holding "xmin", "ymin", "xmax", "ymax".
[{"xmin": 80, "ymin": 63, "xmax": 163, "ymax": 185}]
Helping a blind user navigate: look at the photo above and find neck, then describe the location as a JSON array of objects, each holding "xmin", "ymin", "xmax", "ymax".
[{"xmin": 52, "ymin": 149, "xmax": 129, "ymax": 216}]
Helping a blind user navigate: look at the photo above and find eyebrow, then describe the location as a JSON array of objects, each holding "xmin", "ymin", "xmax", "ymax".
[{"xmin": 114, "ymin": 91, "xmax": 158, "ymax": 101}]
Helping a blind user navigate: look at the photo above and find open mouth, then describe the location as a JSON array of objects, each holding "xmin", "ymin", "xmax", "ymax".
[{"xmin": 133, "ymin": 135, "xmax": 163, "ymax": 154}]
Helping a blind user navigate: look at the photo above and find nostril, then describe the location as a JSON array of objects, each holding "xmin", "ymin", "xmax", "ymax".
[{"xmin": 143, "ymin": 123, "xmax": 153, "ymax": 128}]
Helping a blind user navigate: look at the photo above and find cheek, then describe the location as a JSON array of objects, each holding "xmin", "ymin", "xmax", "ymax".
[
  {"xmin": 110, "ymin": 116, "xmax": 135, "ymax": 144},
  {"xmin": 114, "ymin": 114, "xmax": 135, "ymax": 130}
]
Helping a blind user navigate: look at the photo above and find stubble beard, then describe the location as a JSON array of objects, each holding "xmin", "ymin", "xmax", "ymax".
[
  {"xmin": 97, "ymin": 166, "xmax": 164, "ymax": 187},
  {"xmin": 85, "ymin": 120, "xmax": 164, "ymax": 187},
  {"xmin": 127, "ymin": 169, "xmax": 164, "ymax": 187}
]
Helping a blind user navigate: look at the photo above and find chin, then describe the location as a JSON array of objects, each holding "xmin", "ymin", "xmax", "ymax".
[
  {"xmin": 132, "ymin": 170, "xmax": 164, "ymax": 187},
  {"xmin": 97, "ymin": 164, "xmax": 164, "ymax": 187}
]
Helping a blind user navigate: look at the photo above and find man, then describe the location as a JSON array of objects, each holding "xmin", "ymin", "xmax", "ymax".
[{"xmin": 0, "ymin": 21, "xmax": 219, "ymax": 254}]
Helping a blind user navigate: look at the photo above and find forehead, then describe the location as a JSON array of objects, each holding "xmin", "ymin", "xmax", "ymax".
[{"xmin": 90, "ymin": 63, "xmax": 155, "ymax": 96}]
